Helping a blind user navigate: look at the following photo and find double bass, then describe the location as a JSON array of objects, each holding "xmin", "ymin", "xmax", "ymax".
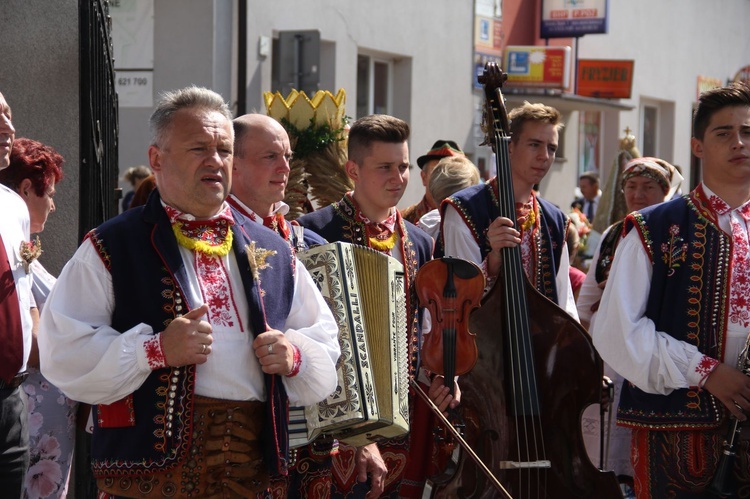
[{"xmin": 429, "ymin": 63, "xmax": 621, "ymax": 498}]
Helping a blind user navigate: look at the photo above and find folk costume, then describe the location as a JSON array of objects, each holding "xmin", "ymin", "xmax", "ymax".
[
  {"xmin": 441, "ymin": 177, "xmax": 578, "ymax": 317},
  {"xmin": 578, "ymin": 157, "xmax": 684, "ymax": 485},
  {"xmin": 227, "ymin": 194, "xmax": 334, "ymax": 498},
  {"xmin": 296, "ymin": 193, "xmax": 435, "ymax": 498},
  {"xmin": 39, "ymin": 191, "xmax": 340, "ymax": 498},
  {"xmin": 593, "ymin": 183, "xmax": 750, "ymax": 498}
]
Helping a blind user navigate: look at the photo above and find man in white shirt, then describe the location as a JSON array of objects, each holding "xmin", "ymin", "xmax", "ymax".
[
  {"xmin": 0, "ymin": 89, "xmax": 33, "ymax": 498},
  {"xmin": 593, "ymin": 82, "xmax": 750, "ymax": 497},
  {"xmin": 39, "ymin": 87, "xmax": 340, "ymax": 497}
]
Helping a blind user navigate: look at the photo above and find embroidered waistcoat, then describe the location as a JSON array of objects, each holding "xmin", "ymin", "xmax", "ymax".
[
  {"xmin": 618, "ymin": 190, "xmax": 730, "ymax": 429},
  {"xmin": 296, "ymin": 197, "xmax": 433, "ymax": 377},
  {"xmin": 441, "ymin": 179, "xmax": 566, "ymax": 303},
  {"xmin": 87, "ymin": 191, "xmax": 296, "ymax": 477}
]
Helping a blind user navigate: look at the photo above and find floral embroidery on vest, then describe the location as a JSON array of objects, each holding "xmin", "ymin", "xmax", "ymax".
[{"xmin": 660, "ymin": 225, "xmax": 688, "ymax": 276}]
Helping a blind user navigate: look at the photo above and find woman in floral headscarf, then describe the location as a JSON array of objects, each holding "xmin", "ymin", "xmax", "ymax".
[
  {"xmin": 0, "ymin": 137, "xmax": 74, "ymax": 499},
  {"xmin": 577, "ymin": 156, "xmax": 683, "ymax": 497}
]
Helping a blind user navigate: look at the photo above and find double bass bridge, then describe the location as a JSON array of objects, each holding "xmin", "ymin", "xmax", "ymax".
[{"xmin": 498, "ymin": 460, "xmax": 551, "ymax": 469}]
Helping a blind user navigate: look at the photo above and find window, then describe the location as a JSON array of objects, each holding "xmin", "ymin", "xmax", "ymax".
[
  {"xmin": 578, "ymin": 111, "xmax": 601, "ymax": 175},
  {"xmin": 642, "ymin": 105, "xmax": 658, "ymax": 157},
  {"xmin": 357, "ymin": 54, "xmax": 392, "ymax": 118}
]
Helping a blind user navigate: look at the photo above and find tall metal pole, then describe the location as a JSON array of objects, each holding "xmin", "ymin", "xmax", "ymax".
[{"xmin": 237, "ymin": 0, "xmax": 247, "ymax": 116}]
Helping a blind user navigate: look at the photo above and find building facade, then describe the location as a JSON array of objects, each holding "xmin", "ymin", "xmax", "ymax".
[{"xmin": 114, "ymin": 0, "xmax": 750, "ymax": 215}]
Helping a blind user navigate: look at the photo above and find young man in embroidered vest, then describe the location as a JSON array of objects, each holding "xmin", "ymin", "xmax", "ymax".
[
  {"xmin": 230, "ymin": 113, "xmax": 332, "ymax": 496},
  {"xmin": 38, "ymin": 86, "xmax": 340, "ymax": 498},
  {"xmin": 230, "ymin": 113, "xmax": 326, "ymax": 253},
  {"xmin": 592, "ymin": 83, "xmax": 750, "ymax": 497},
  {"xmin": 297, "ymin": 114, "xmax": 457, "ymax": 498},
  {"xmin": 441, "ymin": 101, "xmax": 578, "ymax": 318},
  {"xmin": 0, "ymin": 89, "xmax": 34, "ymax": 497},
  {"xmin": 401, "ymin": 139, "xmax": 465, "ymax": 224}
]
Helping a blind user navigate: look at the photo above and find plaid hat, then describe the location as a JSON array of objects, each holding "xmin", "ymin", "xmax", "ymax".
[{"xmin": 416, "ymin": 140, "xmax": 464, "ymax": 169}]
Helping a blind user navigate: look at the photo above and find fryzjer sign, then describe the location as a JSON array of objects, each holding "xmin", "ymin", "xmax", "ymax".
[{"xmin": 576, "ymin": 59, "xmax": 634, "ymax": 99}]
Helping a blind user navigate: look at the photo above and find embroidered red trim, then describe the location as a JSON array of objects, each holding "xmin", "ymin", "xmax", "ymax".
[
  {"xmin": 695, "ymin": 355, "xmax": 720, "ymax": 390},
  {"xmin": 144, "ymin": 334, "xmax": 168, "ymax": 370},
  {"xmin": 286, "ymin": 345, "xmax": 302, "ymax": 377}
]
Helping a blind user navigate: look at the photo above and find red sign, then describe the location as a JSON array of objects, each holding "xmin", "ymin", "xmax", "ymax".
[{"xmin": 576, "ymin": 60, "xmax": 634, "ymax": 99}]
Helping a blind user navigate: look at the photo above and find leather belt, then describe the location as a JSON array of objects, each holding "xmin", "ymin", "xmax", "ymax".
[
  {"xmin": 97, "ymin": 396, "xmax": 268, "ymax": 498},
  {"xmin": 0, "ymin": 371, "xmax": 28, "ymax": 390}
]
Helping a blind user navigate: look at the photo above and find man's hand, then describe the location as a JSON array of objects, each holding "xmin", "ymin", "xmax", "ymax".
[
  {"xmin": 161, "ymin": 304, "xmax": 213, "ymax": 367},
  {"xmin": 355, "ymin": 442, "xmax": 387, "ymax": 499},
  {"xmin": 253, "ymin": 329, "xmax": 294, "ymax": 375},
  {"xmin": 703, "ymin": 363, "xmax": 750, "ymax": 421},
  {"xmin": 485, "ymin": 217, "xmax": 520, "ymax": 277},
  {"xmin": 427, "ymin": 375, "xmax": 461, "ymax": 416}
]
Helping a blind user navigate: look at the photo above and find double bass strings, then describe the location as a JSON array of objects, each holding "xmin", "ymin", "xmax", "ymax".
[{"xmin": 495, "ymin": 124, "xmax": 548, "ymax": 497}]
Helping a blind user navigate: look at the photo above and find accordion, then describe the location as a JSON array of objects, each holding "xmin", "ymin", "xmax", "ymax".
[{"xmin": 290, "ymin": 242, "xmax": 410, "ymax": 448}]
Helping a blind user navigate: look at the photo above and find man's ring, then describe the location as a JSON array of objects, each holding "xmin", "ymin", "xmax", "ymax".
[
  {"xmin": 268, "ymin": 343, "xmax": 273, "ymax": 354},
  {"xmin": 734, "ymin": 401, "xmax": 744, "ymax": 413},
  {"xmin": 201, "ymin": 344, "xmax": 207, "ymax": 355}
]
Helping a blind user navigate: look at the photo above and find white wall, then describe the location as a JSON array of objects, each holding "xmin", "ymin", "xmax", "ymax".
[
  {"xmin": 114, "ymin": 0, "xmax": 750, "ymax": 212},
  {"xmin": 242, "ymin": 0, "xmax": 476, "ymax": 209},
  {"xmin": 115, "ymin": 0, "xmax": 477, "ymax": 209}
]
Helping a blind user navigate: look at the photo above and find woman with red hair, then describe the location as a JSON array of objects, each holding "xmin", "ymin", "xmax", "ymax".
[
  {"xmin": 0, "ymin": 138, "xmax": 73, "ymax": 499},
  {"xmin": 0, "ymin": 138, "xmax": 63, "ymax": 232}
]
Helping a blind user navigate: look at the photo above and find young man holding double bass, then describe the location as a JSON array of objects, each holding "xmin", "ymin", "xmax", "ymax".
[
  {"xmin": 441, "ymin": 101, "xmax": 577, "ymax": 317},
  {"xmin": 437, "ymin": 75, "xmax": 623, "ymax": 497}
]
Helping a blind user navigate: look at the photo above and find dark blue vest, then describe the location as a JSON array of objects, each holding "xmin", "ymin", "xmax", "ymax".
[
  {"xmin": 88, "ymin": 191, "xmax": 296, "ymax": 477},
  {"xmin": 618, "ymin": 189, "xmax": 730, "ymax": 430},
  {"xmin": 441, "ymin": 180, "xmax": 567, "ymax": 303}
]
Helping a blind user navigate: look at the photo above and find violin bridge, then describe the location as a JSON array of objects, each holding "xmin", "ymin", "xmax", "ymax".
[{"xmin": 498, "ymin": 460, "xmax": 551, "ymax": 469}]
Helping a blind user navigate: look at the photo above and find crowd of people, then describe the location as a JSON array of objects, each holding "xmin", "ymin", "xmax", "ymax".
[{"xmin": 0, "ymin": 80, "xmax": 749, "ymax": 499}]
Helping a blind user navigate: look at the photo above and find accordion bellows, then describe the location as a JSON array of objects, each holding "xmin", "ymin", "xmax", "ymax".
[{"xmin": 292, "ymin": 242, "xmax": 410, "ymax": 448}]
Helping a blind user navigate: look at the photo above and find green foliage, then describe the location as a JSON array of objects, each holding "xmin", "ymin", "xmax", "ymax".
[{"xmin": 280, "ymin": 117, "xmax": 348, "ymax": 160}]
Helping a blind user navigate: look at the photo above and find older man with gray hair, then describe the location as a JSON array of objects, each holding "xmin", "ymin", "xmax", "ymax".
[{"xmin": 39, "ymin": 86, "xmax": 339, "ymax": 498}]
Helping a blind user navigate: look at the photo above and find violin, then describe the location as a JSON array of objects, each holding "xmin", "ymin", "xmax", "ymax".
[
  {"xmin": 427, "ymin": 62, "xmax": 622, "ymax": 498},
  {"xmin": 416, "ymin": 257, "xmax": 484, "ymax": 392},
  {"xmin": 416, "ymin": 257, "xmax": 511, "ymax": 496}
]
